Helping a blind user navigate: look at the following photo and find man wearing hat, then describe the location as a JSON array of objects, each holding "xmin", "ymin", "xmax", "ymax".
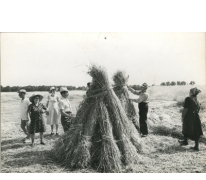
[
  {"xmin": 58, "ymin": 87, "xmax": 73, "ymax": 132},
  {"xmin": 127, "ymin": 83, "xmax": 149, "ymax": 137},
  {"xmin": 18, "ymin": 89, "xmax": 31, "ymax": 142}
]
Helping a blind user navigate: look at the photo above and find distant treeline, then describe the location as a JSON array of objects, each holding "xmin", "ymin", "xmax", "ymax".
[
  {"xmin": 1, "ymin": 85, "xmax": 143, "ymax": 92},
  {"xmin": 0, "ymin": 85, "xmax": 87, "ymax": 92},
  {"xmin": 160, "ymin": 81, "xmax": 195, "ymax": 86},
  {"xmin": 0, "ymin": 81, "xmax": 196, "ymax": 92}
]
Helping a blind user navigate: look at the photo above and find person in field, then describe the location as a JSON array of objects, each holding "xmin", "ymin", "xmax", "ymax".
[
  {"xmin": 178, "ymin": 87, "xmax": 203, "ymax": 151},
  {"xmin": 18, "ymin": 89, "xmax": 31, "ymax": 143},
  {"xmin": 28, "ymin": 94, "xmax": 49, "ymax": 147},
  {"xmin": 46, "ymin": 87, "xmax": 60, "ymax": 136},
  {"xmin": 86, "ymin": 82, "xmax": 91, "ymax": 96},
  {"xmin": 58, "ymin": 87, "xmax": 73, "ymax": 132},
  {"xmin": 127, "ymin": 83, "xmax": 149, "ymax": 137}
]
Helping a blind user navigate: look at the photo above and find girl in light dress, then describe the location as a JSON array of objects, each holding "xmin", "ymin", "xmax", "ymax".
[{"xmin": 46, "ymin": 87, "xmax": 61, "ymax": 135}]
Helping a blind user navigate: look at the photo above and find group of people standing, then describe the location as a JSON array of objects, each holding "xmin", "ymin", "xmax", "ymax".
[
  {"xmin": 19, "ymin": 87, "xmax": 73, "ymax": 146},
  {"xmin": 19, "ymin": 83, "xmax": 203, "ymax": 151}
]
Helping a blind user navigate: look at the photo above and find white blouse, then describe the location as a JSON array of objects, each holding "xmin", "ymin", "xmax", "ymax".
[{"xmin": 58, "ymin": 97, "xmax": 73, "ymax": 112}]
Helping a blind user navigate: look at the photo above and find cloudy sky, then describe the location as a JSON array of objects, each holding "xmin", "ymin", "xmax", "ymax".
[{"xmin": 1, "ymin": 32, "xmax": 205, "ymax": 87}]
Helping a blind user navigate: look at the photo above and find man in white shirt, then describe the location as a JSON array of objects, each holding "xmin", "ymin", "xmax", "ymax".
[
  {"xmin": 128, "ymin": 83, "xmax": 149, "ymax": 137},
  {"xmin": 19, "ymin": 89, "xmax": 31, "ymax": 142},
  {"xmin": 58, "ymin": 87, "xmax": 73, "ymax": 132}
]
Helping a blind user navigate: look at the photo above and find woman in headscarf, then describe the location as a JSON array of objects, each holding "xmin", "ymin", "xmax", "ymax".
[
  {"xmin": 127, "ymin": 83, "xmax": 149, "ymax": 137},
  {"xmin": 178, "ymin": 87, "xmax": 203, "ymax": 151}
]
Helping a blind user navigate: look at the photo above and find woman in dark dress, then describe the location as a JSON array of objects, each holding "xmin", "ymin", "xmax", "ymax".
[
  {"xmin": 28, "ymin": 94, "xmax": 49, "ymax": 147},
  {"xmin": 178, "ymin": 87, "xmax": 203, "ymax": 151}
]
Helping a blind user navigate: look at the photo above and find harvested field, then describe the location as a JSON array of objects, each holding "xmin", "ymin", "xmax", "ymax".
[{"xmin": 1, "ymin": 86, "xmax": 206, "ymax": 173}]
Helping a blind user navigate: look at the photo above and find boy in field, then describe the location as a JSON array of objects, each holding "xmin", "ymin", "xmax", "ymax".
[{"xmin": 18, "ymin": 89, "xmax": 31, "ymax": 143}]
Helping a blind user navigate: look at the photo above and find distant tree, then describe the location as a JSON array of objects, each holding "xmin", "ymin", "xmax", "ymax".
[
  {"xmin": 77, "ymin": 86, "xmax": 87, "ymax": 90},
  {"xmin": 1, "ymin": 85, "xmax": 81, "ymax": 92},
  {"xmin": 189, "ymin": 81, "xmax": 195, "ymax": 85},
  {"xmin": 166, "ymin": 82, "xmax": 170, "ymax": 86},
  {"xmin": 16, "ymin": 86, "xmax": 20, "ymax": 92},
  {"xmin": 10, "ymin": 86, "xmax": 18, "ymax": 92},
  {"xmin": 170, "ymin": 81, "xmax": 176, "ymax": 86},
  {"xmin": 67, "ymin": 86, "xmax": 76, "ymax": 90},
  {"xmin": 4, "ymin": 86, "xmax": 11, "ymax": 92},
  {"xmin": 152, "ymin": 84, "xmax": 155, "ymax": 86},
  {"xmin": 177, "ymin": 81, "xmax": 181, "ymax": 85},
  {"xmin": 160, "ymin": 82, "xmax": 166, "ymax": 86},
  {"xmin": 181, "ymin": 81, "xmax": 186, "ymax": 85},
  {"xmin": 31, "ymin": 86, "xmax": 36, "ymax": 91}
]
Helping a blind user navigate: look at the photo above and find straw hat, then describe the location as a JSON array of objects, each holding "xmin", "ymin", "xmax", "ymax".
[
  {"xmin": 29, "ymin": 94, "xmax": 43, "ymax": 102},
  {"xmin": 50, "ymin": 86, "xmax": 56, "ymax": 92},
  {"xmin": 60, "ymin": 87, "xmax": 69, "ymax": 93},
  {"xmin": 18, "ymin": 89, "xmax": 27, "ymax": 93}
]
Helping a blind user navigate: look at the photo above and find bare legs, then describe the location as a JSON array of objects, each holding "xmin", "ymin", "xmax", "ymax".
[
  {"xmin": 21, "ymin": 120, "xmax": 30, "ymax": 139},
  {"xmin": 51, "ymin": 125, "xmax": 54, "ymax": 134},
  {"xmin": 30, "ymin": 134, "xmax": 35, "ymax": 146},
  {"xmin": 30, "ymin": 133, "xmax": 45, "ymax": 146},
  {"xmin": 40, "ymin": 132, "xmax": 43, "ymax": 143},
  {"xmin": 51, "ymin": 124, "xmax": 59, "ymax": 135},
  {"xmin": 56, "ymin": 125, "xmax": 59, "ymax": 135},
  {"xmin": 21, "ymin": 124, "xmax": 28, "ymax": 135}
]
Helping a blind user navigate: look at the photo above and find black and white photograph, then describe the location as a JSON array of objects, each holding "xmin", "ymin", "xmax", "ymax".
[
  {"xmin": 0, "ymin": 0, "xmax": 206, "ymax": 175},
  {"xmin": 1, "ymin": 32, "xmax": 205, "ymax": 173}
]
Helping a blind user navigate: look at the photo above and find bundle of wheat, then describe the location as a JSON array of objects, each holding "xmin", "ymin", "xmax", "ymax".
[
  {"xmin": 51, "ymin": 64, "xmax": 142, "ymax": 172},
  {"xmin": 112, "ymin": 70, "xmax": 140, "ymax": 132}
]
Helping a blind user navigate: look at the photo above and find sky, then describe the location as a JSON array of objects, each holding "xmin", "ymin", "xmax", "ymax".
[{"xmin": 1, "ymin": 32, "xmax": 205, "ymax": 87}]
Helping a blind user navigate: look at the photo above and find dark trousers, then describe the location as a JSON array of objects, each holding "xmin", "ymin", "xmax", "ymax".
[
  {"xmin": 138, "ymin": 102, "xmax": 149, "ymax": 135},
  {"xmin": 61, "ymin": 113, "xmax": 72, "ymax": 132}
]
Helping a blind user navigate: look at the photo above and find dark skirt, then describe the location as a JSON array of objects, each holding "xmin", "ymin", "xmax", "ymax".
[
  {"xmin": 29, "ymin": 115, "xmax": 46, "ymax": 134},
  {"xmin": 182, "ymin": 112, "xmax": 203, "ymax": 140}
]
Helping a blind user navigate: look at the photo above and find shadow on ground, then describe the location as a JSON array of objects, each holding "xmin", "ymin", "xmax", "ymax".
[
  {"xmin": 4, "ymin": 150, "xmax": 51, "ymax": 167},
  {"xmin": 1, "ymin": 143, "xmax": 31, "ymax": 152},
  {"xmin": 1, "ymin": 137, "xmax": 24, "ymax": 146},
  {"xmin": 43, "ymin": 134, "xmax": 60, "ymax": 140}
]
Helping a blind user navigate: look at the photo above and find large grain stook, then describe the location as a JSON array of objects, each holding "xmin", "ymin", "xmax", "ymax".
[{"xmin": 97, "ymin": 99, "xmax": 122, "ymax": 172}]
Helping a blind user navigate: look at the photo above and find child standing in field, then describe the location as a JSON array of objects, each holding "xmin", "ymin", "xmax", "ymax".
[
  {"xmin": 28, "ymin": 94, "xmax": 49, "ymax": 147},
  {"xmin": 18, "ymin": 89, "xmax": 31, "ymax": 143},
  {"xmin": 178, "ymin": 87, "xmax": 203, "ymax": 151},
  {"xmin": 46, "ymin": 87, "xmax": 60, "ymax": 136},
  {"xmin": 128, "ymin": 83, "xmax": 149, "ymax": 137}
]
